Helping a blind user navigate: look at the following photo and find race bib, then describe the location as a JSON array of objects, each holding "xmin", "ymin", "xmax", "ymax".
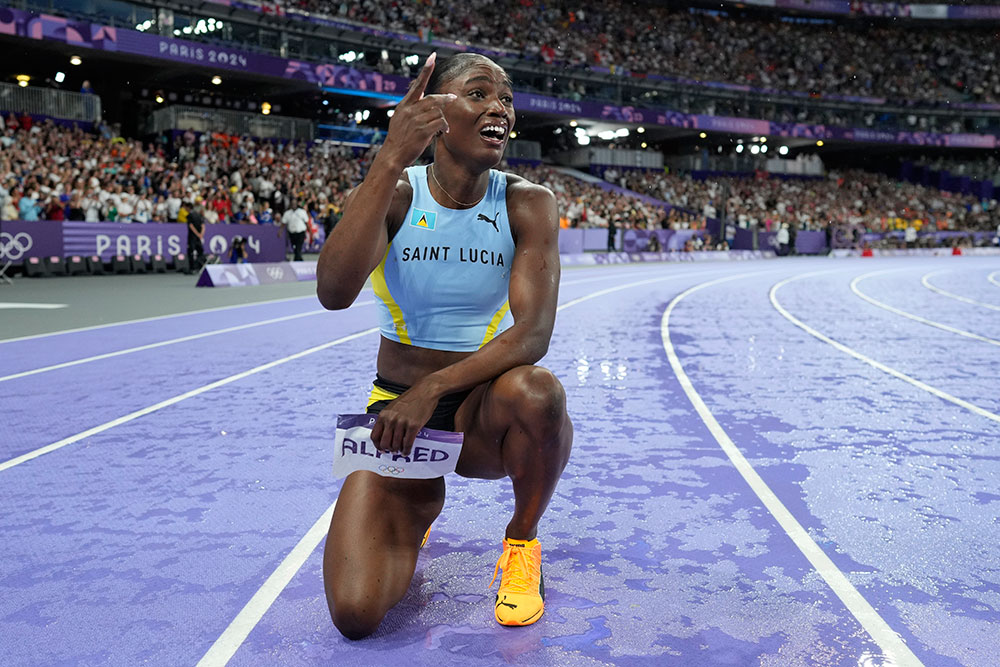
[{"xmin": 332, "ymin": 414, "xmax": 464, "ymax": 479}]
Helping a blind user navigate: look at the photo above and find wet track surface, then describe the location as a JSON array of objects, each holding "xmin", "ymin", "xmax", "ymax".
[{"xmin": 1, "ymin": 257, "xmax": 998, "ymax": 666}]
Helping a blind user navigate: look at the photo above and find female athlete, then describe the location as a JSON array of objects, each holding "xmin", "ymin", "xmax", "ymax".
[{"xmin": 317, "ymin": 51, "xmax": 573, "ymax": 639}]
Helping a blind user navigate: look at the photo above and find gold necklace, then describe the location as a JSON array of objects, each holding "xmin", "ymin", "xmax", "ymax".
[{"xmin": 429, "ymin": 163, "xmax": 485, "ymax": 208}]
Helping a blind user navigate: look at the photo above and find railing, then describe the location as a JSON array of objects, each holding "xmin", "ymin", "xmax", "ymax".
[
  {"xmin": 314, "ymin": 124, "xmax": 383, "ymax": 145},
  {"xmin": 147, "ymin": 106, "xmax": 314, "ymax": 140},
  {"xmin": 0, "ymin": 82, "xmax": 102, "ymax": 123}
]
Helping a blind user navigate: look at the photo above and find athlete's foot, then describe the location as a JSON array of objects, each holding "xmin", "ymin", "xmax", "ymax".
[{"xmin": 490, "ymin": 537, "xmax": 544, "ymax": 626}]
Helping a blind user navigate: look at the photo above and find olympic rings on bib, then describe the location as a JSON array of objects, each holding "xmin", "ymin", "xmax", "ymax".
[{"xmin": 378, "ymin": 465, "xmax": 406, "ymax": 475}]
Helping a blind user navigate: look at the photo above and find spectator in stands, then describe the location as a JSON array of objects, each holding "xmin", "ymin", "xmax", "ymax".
[
  {"xmin": 18, "ymin": 191, "xmax": 41, "ymax": 221},
  {"xmin": 1, "ymin": 190, "xmax": 17, "ymax": 221},
  {"xmin": 44, "ymin": 196, "xmax": 65, "ymax": 222},
  {"xmin": 67, "ymin": 193, "xmax": 85, "ymax": 221}
]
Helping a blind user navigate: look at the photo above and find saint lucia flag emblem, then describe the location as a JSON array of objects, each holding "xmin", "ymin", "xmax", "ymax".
[{"xmin": 409, "ymin": 208, "xmax": 437, "ymax": 231}]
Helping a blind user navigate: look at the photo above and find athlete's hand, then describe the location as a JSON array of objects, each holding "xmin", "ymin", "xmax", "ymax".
[
  {"xmin": 380, "ymin": 52, "xmax": 456, "ymax": 169},
  {"xmin": 370, "ymin": 383, "xmax": 439, "ymax": 456}
]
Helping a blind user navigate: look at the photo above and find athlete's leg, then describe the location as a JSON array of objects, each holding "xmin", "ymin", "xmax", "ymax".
[
  {"xmin": 455, "ymin": 365, "xmax": 573, "ymax": 540},
  {"xmin": 322, "ymin": 471, "xmax": 444, "ymax": 639}
]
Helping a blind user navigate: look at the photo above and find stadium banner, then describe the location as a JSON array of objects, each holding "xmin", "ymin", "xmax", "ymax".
[
  {"xmin": 0, "ymin": 221, "xmax": 287, "ymax": 263},
  {"xmin": 0, "ymin": 7, "xmax": 410, "ymax": 96},
  {"xmin": 559, "ymin": 250, "xmax": 776, "ymax": 265},
  {"xmin": 775, "ymin": 0, "xmax": 849, "ymax": 14},
  {"xmin": 948, "ymin": 5, "xmax": 1000, "ymax": 19},
  {"xmin": 195, "ymin": 260, "xmax": 316, "ymax": 287},
  {"xmin": 517, "ymin": 92, "xmax": 999, "ymax": 149},
  {"xmin": 0, "ymin": 221, "xmax": 64, "ymax": 263}
]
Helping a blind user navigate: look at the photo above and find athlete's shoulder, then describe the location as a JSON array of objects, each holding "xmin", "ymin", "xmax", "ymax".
[{"xmin": 502, "ymin": 171, "xmax": 555, "ymax": 207}]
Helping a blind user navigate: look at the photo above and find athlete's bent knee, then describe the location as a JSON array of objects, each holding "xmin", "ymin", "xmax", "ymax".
[
  {"xmin": 329, "ymin": 600, "xmax": 384, "ymax": 640},
  {"xmin": 506, "ymin": 366, "xmax": 568, "ymax": 441}
]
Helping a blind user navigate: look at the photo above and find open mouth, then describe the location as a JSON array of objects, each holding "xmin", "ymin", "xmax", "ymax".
[{"xmin": 480, "ymin": 124, "xmax": 507, "ymax": 146}]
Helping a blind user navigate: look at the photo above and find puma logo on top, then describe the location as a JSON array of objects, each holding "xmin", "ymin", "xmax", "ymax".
[{"xmin": 477, "ymin": 212, "xmax": 500, "ymax": 232}]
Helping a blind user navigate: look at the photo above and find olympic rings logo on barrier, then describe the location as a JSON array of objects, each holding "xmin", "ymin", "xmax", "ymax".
[
  {"xmin": 378, "ymin": 465, "xmax": 405, "ymax": 475},
  {"xmin": 266, "ymin": 266, "xmax": 285, "ymax": 280},
  {"xmin": 0, "ymin": 232, "xmax": 33, "ymax": 261}
]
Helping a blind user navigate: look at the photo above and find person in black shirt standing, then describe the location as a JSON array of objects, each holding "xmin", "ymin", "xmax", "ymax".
[{"xmin": 187, "ymin": 204, "xmax": 206, "ymax": 268}]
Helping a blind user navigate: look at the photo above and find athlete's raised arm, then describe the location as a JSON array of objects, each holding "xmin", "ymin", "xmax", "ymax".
[{"xmin": 316, "ymin": 53, "xmax": 456, "ymax": 310}]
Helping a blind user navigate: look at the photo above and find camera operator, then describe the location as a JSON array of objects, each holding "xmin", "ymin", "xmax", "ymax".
[{"xmin": 229, "ymin": 236, "xmax": 248, "ymax": 264}]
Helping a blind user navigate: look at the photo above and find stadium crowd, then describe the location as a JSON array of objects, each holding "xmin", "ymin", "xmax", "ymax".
[
  {"xmin": 613, "ymin": 167, "xmax": 997, "ymax": 237},
  {"xmin": 0, "ymin": 114, "xmax": 358, "ymax": 231},
  {"xmin": 2, "ymin": 116, "xmax": 995, "ymax": 251},
  {"xmin": 290, "ymin": 0, "xmax": 999, "ymax": 104}
]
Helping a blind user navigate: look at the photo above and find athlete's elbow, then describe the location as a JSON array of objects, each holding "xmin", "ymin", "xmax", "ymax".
[
  {"xmin": 317, "ymin": 283, "xmax": 355, "ymax": 310},
  {"xmin": 523, "ymin": 334, "xmax": 550, "ymax": 363}
]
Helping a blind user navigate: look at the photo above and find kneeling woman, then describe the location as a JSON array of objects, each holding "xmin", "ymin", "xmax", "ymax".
[{"xmin": 316, "ymin": 52, "xmax": 573, "ymax": 638}]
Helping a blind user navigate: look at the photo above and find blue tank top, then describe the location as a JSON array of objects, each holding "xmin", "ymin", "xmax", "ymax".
[{"xmin": 371, "ymin": 165, "xmax": 516, "ymax": 352}]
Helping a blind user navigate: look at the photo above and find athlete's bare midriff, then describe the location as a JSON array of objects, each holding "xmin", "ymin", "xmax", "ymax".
[{"xmin": 375, "ymin": 336, "xmax": 474, "ymax": 386}]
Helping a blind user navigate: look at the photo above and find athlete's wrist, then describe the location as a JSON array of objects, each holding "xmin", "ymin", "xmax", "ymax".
[
  {"xmin": 414, "ymin": 374, "xmax": 449, "ymax": 402},
  {"xmin": 372, "ymin": 143, "xmax": 410, "ymax": 175}
]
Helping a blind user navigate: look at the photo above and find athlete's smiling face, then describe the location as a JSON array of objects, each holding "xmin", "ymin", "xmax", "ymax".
[{"xmin": 438, "ymin": 61, "xmax": 515, "ymax": 167}]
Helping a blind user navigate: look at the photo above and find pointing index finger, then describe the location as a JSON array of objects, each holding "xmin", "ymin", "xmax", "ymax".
[{"xmin": 401, "ymin": 52, "xmax": 436, "ymax": 106}]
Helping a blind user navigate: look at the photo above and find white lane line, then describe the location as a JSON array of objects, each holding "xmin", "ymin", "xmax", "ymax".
[
  {"xmin": 0, "ymin": 271, "xmax": 666, "ymax": 383},
  {"xmin": 2, "ymin": 273, "xmax": 703, "ymax": 476},
  {"xmin": 0, "ymin": 268, "xmax": 646, "ymax": 345},
  {"xmin": 988, "ymin": 271, "xmax": 1000, "ymax": 288},
  {"xmin": 921, "ymin": 270, "xmax": 1000, "ymax": 312},
  {"xmin": 851, "ymin": 271, "xmax": 1000, "ymax": 347},
  {"xmin": 0, "ymin": 301, "xmax": 375, "ymax": 384},
  {"xmin": 196, "ymin": 271, "xmax": 716, "ymax": 667},
  {"xmin": 197, "ymin": 502, "xmax": 337, "ymax": 667},
  {"xmin": 0, "ymin": 293, "xmax": 322, "ymax": 344},
  {"xmin": 0, "ymin": 327, "xmax": 379, "ymax": 473},
  {"xmin": 0, "ymin": 302, "xmax": 68, "ymax": 310},
  {"xmin": 772, "ymin": 274, "xmax": 1000, "ymax": 426},
  {"xmin": 662, "ymin": 272, "xmax": 924, "ymax": 667}
]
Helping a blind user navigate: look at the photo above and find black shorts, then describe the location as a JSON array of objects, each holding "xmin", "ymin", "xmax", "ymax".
[{"xmin": 366, "ymin": 374, "xmax": 472, "ymax": 432}]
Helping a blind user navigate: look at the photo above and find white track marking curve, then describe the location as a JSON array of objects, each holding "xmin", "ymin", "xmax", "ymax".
[
  {"xmin": 772, "ymin": 274, "xmax": 1000, "ymax": 426},
  {"xmin": 921, "ymin": 270, "xmax": 1000, "ymax": 311},
  {"xmin": 0, "ymin": 267, "xmax": 656, "ymax": 345},
  {"xmin": 2, "ymin": 270, "xmax": 687, "ymax": 383},
  {"xmin": 663, "ymin": 272, "xmax": 923, "ymax": 667},
  {"xmin": 196, "ymin": 503, "xmax": 337, "ymax": 667},
  {"xmin": 0, "ymin": 308, "xmax": 324, "ymax": 383},
  {"xmin": 850, "ymin": 271, "xmax": 1000, "ymax": 347},
  {"xmin": 0, "ymin": 328, "xmax": 378, "ymax": 473},
  {"xmin": 195, "ymin": 270, "xmax": 720, "ymax": 667},
  {"xmin": 987, "ymin": 271, "xmax": 1000, "ymax": 288},
  {"xmin": 0, "ymin": 293, "xmax": 322, "ymax": 344}
]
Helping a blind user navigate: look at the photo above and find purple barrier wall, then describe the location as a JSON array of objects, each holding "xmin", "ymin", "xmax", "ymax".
[
  {"xmin": 730, "ymin": 228, "xmax": 828, "ymax": 254},
  {"xmin": 0, "ymin": 221, "xmax": 287, "ymax": 263},
  {"xmin": 557, "ymin": 230, "xmax": 585, "ymax": 254},
  {"xmin": 796, "ymin": 230, "xmax": 829, "ymax": 254},
  {"xmin": 0, "ymin": 221, "xmax": 64, "ymax": 262}
]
